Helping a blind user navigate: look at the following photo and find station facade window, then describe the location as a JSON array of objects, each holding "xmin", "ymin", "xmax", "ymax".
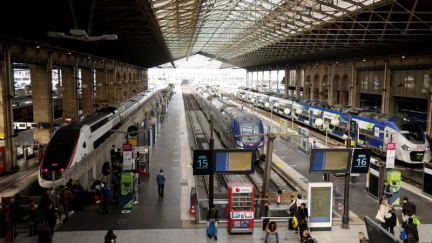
[
  {"xmin": 357, "ymin": 70, "xmax": 384, "ymax": 94},
  {"xmin": 392, "ymin": 69, "xmax": 430, "ymax": 98}
]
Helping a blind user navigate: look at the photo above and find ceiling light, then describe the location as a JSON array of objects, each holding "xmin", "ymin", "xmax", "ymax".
[
  {"xmin": 47, "ymin": 29, "xmax": 118, "ymax": 42},
  {"xmin": 88, "ymin": 57, "xmax": 91, "ymax": 59},
  {"xmin": 402, "ymin": 56, "xmax": 405, "ymax": 59},
  {"xmin": 36, "ymin": 46, "xmax": 40, "ymax": 49},
  {"xmin": 102, "ymin": 60, "xmax": 105, "ymax": 62},
  {"xmin": 68, "ymin": 52, "xmax": 71, "ymax": 55},
  {"xmin": 336, "ymin": 61, "xmax": 338, "ymax": 64},
  {"xmin": 363, "ymin": 59, "xmax": 366, "ymax": 62}
]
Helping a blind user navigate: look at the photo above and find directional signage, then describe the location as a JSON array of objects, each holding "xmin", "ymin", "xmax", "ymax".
[
  {"xmin": 193, "ymin": 150, "xmax": 213, "ymax": 175},
  {"xmin": 351, "ymin": 148, "xmax": 372, "ymax": 174},
  {"xmin": 386, "ymin": 143, "xmax": 396, "ymax": 169},
  {"xmin": 350, "ymin": 120, "xmax": 357, "ymax": 137}
]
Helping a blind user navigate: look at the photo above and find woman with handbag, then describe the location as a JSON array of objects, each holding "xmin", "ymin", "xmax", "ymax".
[{"xmin": 375, "ymin": 199, "xmax": 389, "ymax": 228}]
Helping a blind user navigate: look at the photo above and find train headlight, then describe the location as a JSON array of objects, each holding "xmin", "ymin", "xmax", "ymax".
[
  {"xmin": 426, "ymin": 146, "xmax": 430, "ymax": 151},
  {"xmin": 259, "ymin": 141, "xmax": 264, "ymax": 147},
  {"xmin": 402, "ymin": 144, "xmax": 411, "ymax": 151},
  {"xmin": 235, "ymin": 140, "xmax": 243, "ymax": 148}
]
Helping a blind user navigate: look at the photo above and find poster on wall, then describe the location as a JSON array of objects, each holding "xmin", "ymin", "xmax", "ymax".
[{"xmin": 298, "ymin": 127, "xmax": 309, "ymax": 154}]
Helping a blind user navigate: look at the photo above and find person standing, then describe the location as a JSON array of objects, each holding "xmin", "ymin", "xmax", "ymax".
[
  {"xmin": 376, "ymin": 199, "xmax": 389, "ymax": 228},
  {"xmin": 156, "ymin": 169, "xmax": 166, "ymax": 199},
  {"xmin": 358, "ymin": 232, "xmax": 370, "ymax": 243},
  {"xmin": 133, "ymin": 170, "xmax": 139, "ymax": 204},
  {"xmin": 402, "ymin": 196, "xmax": 415, "ymax": 221},
  {"xmin": 102, "ymin": 162, "xmax": 110, "ymax": 185},
  {"xmin": 382, "ymin": 180, "xmax": 392, "ymax": 202},
  {"xmin": 403, "ymin": 218, "xmax": 419, "ymax": 243},
  {"xmin": 9, "ymin": 196, "xmax": 22, "ymax": 239},
  {"xmin": 206, "ymin": 204, "xmax": 219, "ymax": 241},
  {"xmin": 384, "ymin": 205, "xmax": 397, "ymax": 235},
  {"xmin": 104, "ymin": 230, "xmax": 117, "ymax": 243},
  {"xmin": 295, "ymin": 203, "xmax": 308, "ymax": 242},
  {"xmin": 110, "ymin": 145, "xmax": 116, "ymax": 166},
  {"xmin": 290, "ymin": 194, "xmax": 304, "ymax": 233},
  {"xmin": 59, "ymin": 185, "xmax": 73, "ymax": 221},
  {"xmin": 311, "ymin": 141, "xmax": 317, "ymax": 149},
  {"xmin": 265, "ymin": 221, "xmax": 279, "ymax": 243},
  {"xmin": 46, "ymin": 202, "xmax": 57, "ymax": 239},
  {"xmin": 301, "ymin": 230, "xmax": 314, "ymax": 243}
]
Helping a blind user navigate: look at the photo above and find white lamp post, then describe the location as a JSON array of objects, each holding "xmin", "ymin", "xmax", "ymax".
[
  {"xmin": 315, "ymin": 117, "xmax": 339, "ymax": 147},
  {"xmin": 284, "ymin": 107, "xmax": 300, "ymax": 145}
]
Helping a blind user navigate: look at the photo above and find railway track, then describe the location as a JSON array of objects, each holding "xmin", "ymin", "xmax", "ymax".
[
  {"xmin": 182, "ymin": 86, "xmax": 228, "ymax": 194},
  {"xmin": 185, "ymin": 85, "xmax": 295, "ymax": 193},
  {"xmin": 234, "ymin": 96, "xmax": 425, "ymax": 186}
]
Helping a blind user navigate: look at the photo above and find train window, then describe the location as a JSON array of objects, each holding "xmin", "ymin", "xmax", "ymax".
[{"xmin": 83, "ymin": 142, "xmax": 87, "ymax": 149}]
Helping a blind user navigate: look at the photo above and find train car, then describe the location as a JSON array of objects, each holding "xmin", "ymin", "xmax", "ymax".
[
  {"xmin": 38, "ymin": 85, "xmax": 169, "ymax": 188},
  {"xmin": 241, "ymin": 90, "xmax": 430, "ymax": 164},
  {"xmin": 192, "ymin": 86, "xmax": 264, "ymax": 150}
]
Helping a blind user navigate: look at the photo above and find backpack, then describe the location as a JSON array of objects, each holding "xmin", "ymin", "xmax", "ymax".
[
  {"xmin": 289, "ymin": 199, "xmax": 297, "ymax": 213},
  {"xmin": 410, "ymin": 202, "xmax": 416, "ymax": 215},
  {"xmin": 307, "ymin": 237, "xmax": 318, "ymax": 243},
  {"xmin": 399, "ymin": 230, "xmax": 407, "ymax": 240}
]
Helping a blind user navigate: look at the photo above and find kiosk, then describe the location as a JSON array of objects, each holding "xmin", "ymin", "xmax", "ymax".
[
  {"xmin": 118, "ymin": 173, "xmax": 134, "ymax": 209},
  {"xmin": 386, "ymin": 170, "xmax": 401, "ymax": 205},
  {"xmin": 134, "ymin": 146, "xmax": 150, "ymax": 178},
  {"xmin": 228, "ymin": 183, "xmax": 254, "ymax": 233},
  {"xmin": 367, "ymin": 159, "xmax": 386, "ymax": 199}
]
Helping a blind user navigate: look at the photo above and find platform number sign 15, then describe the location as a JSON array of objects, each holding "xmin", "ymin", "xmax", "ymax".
[
  {"xmin": 193, "ymin": 150, "xmax": 213, "ymax": 175},
  {"xmin": 351, "ymin": 148, "xmax": 371, "ymax": 174}
]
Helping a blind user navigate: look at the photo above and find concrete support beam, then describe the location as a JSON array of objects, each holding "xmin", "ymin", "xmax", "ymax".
[
  {"xmin": 32, "ymin": 59, "xmax": 54, "ymax": 144},
  {"xmin": 81, "ymin": 68, "xmax": 95, "ymax": 115},
  {"xmin": 296, "ymin": 69, "xmax": 301, "ymax": 101},
  {"xmin": 351, "ymin": 63, "xmax": 359, "ymax": 107},
  {"xmin": 107, "ymin": 70, "xmax": 115, "ymax": 104},
  {"xmin": 427, "ymin": 72, "xmax": 432, "ymax": 138},
  {"xmin": 61, "ymin": 66, "xmax": 79, "ymax": 120},
  {"xmin": 382, "ymin": 62, "xmax": 393, "ymax": 114},
  {"xmin": 0, "ymin": 49, "xmax": 17, "ymax": 172},
  {"xmin": 328, "ymin": 66, "xmax": 336, "ymax": 106}
]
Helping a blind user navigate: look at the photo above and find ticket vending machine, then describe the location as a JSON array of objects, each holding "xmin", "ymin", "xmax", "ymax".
[
  {"xmin": 118, "ymin": 173, "xmax": 134, "ymax": 209},
  {"xmin": 228, "ymin": 183, "xmax": 254, "ymax": 233},
  {"xmin": 387, "ymin": 170, "xmax": 401, "ymax": 206}
]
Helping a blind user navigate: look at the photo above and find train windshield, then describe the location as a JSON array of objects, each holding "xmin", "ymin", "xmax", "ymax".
[
  {"xmin": 240, "ymin": 122, "xmax": 260, "ymax": 142},
  {"xmin": 395, "ymin": 117, "xmax": 424, "ymax": 143},
  {"xmin": 42, "ymin": 129, "xmax": 80, "ymax": 171}
]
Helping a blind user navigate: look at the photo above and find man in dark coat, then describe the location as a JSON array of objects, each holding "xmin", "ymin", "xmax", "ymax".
[
  {"xmin": 403, "ymin": 218, "xmax": 419, "ymax": 243},
  {"xmin": 384, "ymin": 205, "xmax": 397, "ymax": 235},
  {"xmin": 9, "ymin": 196, "xmax": 23, "ymax": 238},
  {"xmin": 102, "ymin": 162, "xmax": 110, "ymax": 185},
  {"xmin": 295, "ymin": 203, "xmax": 308, "ymax": 243},
  {"xmin": 110, "ymin": 145, "xmax": 116, "ymax": 166}
]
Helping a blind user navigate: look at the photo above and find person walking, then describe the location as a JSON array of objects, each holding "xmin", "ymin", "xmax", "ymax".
[
  {"xmin": 402, "ymin": 217, "xmax": 419, "ymax": 243},
  {"xmin": 102, "ymin": 162, "xmax": 110, "ymax": 185},
  {"xmin": 290, "ymin": 194, "xmax": 304, "ymax": 233},
  {"xmin": 104, "ymin": 230, "xmax": 117, "ymax": 243},
  {"xmin": 265, "ymin": 221, "xmax": 279, "ymax": 243},
  {"xmin": 133, "ymin": 170, "xmax": 139, "ymax": 204},
  {"xmin": 206, "ymin": 204, "xmax": 219, "ymax": 241},
  {"xmin": 156, "ymin": 169, "xmax": 166, "ymax": 199},
  {"xmin": 376, "ymin": 198, "xmax": 389, "ymax": 228},
  {"xmin": 46, "ymin": 202, "xmax": 57, "ymax": 239},
  {"xmin": 59, "ymin": 185, "xmax": 73, "ymax": 221},
  {"xmin": 384, "ymin": 205, "xmax": 397, "ymax": 235},
  {"xmin": 358, "ymin": 232, "xmax": 370, "ymax": 243},
  {"xmin": 402, "ymin": 196, "xmax": 415, "ymax": 221}
]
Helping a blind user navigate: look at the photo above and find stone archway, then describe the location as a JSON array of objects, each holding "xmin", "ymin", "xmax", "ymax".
[
  {"xmin": 313, "ymin": 75, "xmax": 320, "ymax": 100},
  {"xmin": 341, "ymin": 75, "xmax": 349, "ymax": 105}
]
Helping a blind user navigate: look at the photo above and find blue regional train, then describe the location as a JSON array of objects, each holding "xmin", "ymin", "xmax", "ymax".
[
  {"xmin": 192, "ymin": 86, "xmax": 264, "ymax": 151},
  {"xmin": 238, "ymin": 90, "xmax": 430, "ymax": 164}
]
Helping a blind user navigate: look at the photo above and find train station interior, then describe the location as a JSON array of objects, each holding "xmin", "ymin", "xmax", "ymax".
[{"xmin": 1, "ymin": 0, "xmax": 432, "ymax": 243}]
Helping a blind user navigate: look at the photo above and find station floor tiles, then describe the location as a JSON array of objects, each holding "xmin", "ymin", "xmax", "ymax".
[{"xmin": 12, "ymin": 224, "xmax": 432, "ymax": 243}]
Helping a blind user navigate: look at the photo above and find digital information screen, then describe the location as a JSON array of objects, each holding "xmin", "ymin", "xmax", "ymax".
[
  {"xmin": 193, "ymin": 150, "xmax": 213, "ymax": 175},
  {"xmin": 308, "ymin": 182, "xmax": 333, "ymax": 230},
  {"xmin": 351, "ymin": 148, "xmax": 371, "ymax": 174},
  {"xmin": 309, "ymin": 149, "xmax": 352, "ymax": 174},
  {"xmin": 214, "ymin": 149, "xmax": 255, "ymax": 174},
  {"xmin": 364, "ymin": 216, "xmax": 398, "ymax": 243},
  {"xmin": 310, "ymin": 187, "xmax": 331, "ymax": 223}
]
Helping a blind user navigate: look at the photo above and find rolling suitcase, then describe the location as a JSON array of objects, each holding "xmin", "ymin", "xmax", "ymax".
[{"xmin": 38, "ymin": 227, "xmax": 51, "ymax": 243}]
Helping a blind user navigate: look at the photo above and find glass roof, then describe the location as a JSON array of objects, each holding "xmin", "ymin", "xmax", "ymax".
[{"xmin": 149, "ymin": 0, "xmax": 432, "ymax": 67}]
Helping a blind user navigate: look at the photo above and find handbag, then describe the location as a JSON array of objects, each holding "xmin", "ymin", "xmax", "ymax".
[
  {"xmin": 413, "ymin": 217, "xmax": 421, "ymax": 226},
  {"xmin": 375, "ymin": 210, "xmax": 384, "ymax": 222},
  {"xmin": 399, "ymin": 230, "xmax": 407, "ymax": 240},
  {"xmin": 396, "ymin": 217, "xmax": 400, "ymax": 227}
]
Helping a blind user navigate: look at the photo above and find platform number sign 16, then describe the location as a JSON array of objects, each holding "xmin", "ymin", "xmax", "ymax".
[
  {"xmin": 351, "ymin": 148, "xmax": 371, "ymax": 174},
  {"xmin": 193, "ymin": 150, "xmax": 213, "ymax": 175}
]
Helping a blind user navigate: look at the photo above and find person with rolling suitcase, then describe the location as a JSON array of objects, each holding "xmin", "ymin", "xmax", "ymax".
[{"xmin": 39, "ymin": 202, "xmax": 56, "ymax": 243}]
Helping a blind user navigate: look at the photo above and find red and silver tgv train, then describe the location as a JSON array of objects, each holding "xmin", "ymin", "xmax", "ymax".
[{"xmin": 38, "ymin": 85, "xmax": 169, "ymax": 188}]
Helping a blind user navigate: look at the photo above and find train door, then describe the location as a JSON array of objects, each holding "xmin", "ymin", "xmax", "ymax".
[{"xmin": 309, "ymin": 110, "xmax": 313, "ymax": 127}]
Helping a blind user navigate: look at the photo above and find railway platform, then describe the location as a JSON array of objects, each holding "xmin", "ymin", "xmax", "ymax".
[{"xmin": 8, "ymin": 87, "xmax": 432, "ymax": 243}]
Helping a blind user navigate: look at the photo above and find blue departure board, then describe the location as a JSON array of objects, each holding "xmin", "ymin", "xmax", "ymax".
[
  {"xmin": 309, "ymin": 148, "xmax": 352, "ymax": 174},
  {"xmin": 213, "ymin": 149, "xmax": 255, "ymax": 174}
]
